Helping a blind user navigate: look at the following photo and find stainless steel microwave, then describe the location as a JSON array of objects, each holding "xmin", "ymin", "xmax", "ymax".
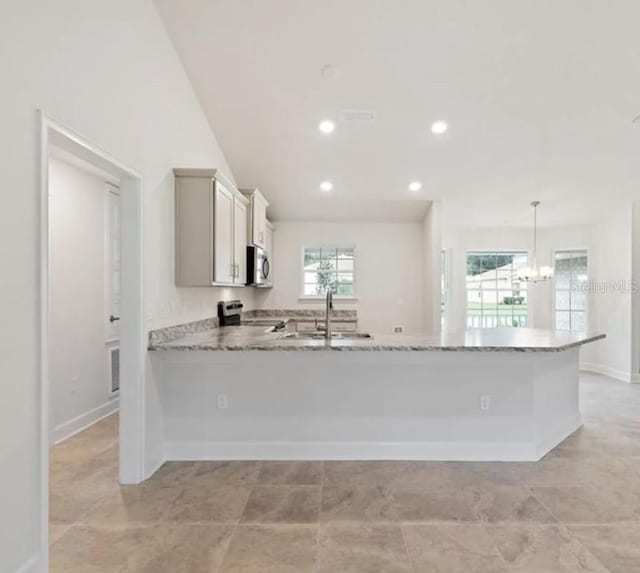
[{"xmin": 246, "ymin": 246, "xmax": 271, "ymax": 287}]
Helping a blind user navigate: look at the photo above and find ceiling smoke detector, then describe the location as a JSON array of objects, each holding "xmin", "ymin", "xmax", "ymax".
[
  {"xmin": 341, "ymin": 109, "xmax": 376, "ymax": 122},
  {"xmin": 321, "ymin": 65, "xmax": 337, "ymax": 80}
]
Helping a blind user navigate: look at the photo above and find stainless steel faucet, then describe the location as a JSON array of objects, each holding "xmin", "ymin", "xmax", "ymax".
[{"xmin": 325, "ymin": 289, "xmax": 333, "ymax": 340}]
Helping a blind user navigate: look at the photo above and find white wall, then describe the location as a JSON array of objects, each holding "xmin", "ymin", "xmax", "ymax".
[
  {"xmin": 0, "ymin": 1, "xmax": 254, "ymax": 570},
  {"xmin": 49, "ymin": 157, "xmax": 118, "ymax": 442},
  {"xmin": 579, "ymin": 203, "xmax": 634, "ymax": 380},
  {"xmin": 423, "ymin": 202, "xmax": 443, "ymax": 335},
  {"xmin": 256, "ymin": 222, "xmax": 425, "ymax": 334},
  {"xmin": 632, "ymin": 201, "xmax": 640, "ymax": 379}
]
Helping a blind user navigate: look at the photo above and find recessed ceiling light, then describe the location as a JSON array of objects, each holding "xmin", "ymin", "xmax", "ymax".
[
  {"xmin": 318, "ymin": 120, "xmax": 336, "ymax": 134},
  {"xmin": 320, "ymin": 181, "xmax": 333, "ymax": 192},
  {"xmin": 431, "ymin": 121, "xmax": 448, "ymax": 134},
  {"xmin": 408, "ymin": 181, "xmax": 423, "ymax": 192}
]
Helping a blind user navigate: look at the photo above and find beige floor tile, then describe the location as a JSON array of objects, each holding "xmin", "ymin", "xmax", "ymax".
[
  {"xmin": 49, "ymin": 524, "xmax": 160, "ymax": 573},
  {"xmin": 49, "ymin": 523, "xmax": 72, "ymax": 546},
  {"xmin": 50, "ymin": 441, "xmax": 118, "ymax": 484},
  {"xmin": 220, "ymin": 524, "xmax": 318, "ymax": 572},
  {"xmin": 568, "ymin": 525, "xmax": 640, "ymax": 573},
  {"xmin": 402, "ymin": 523, "xmax": 509, "ymax": 573},
  {"xmin": 257, "ymin": 461, "xmax": 323, "ymax": 485},
  {"xmin": 317, "ymin": 523, "xmax": 412, "ymax": 572},
  {"xmin": 532, "ymin": 486, "xmax": 640, "ymax": 524},
  {"xmin": 166, "ymin": 484, "xmax": 252, "ymax": 523},
  {"xmin": 50, "ymin": 438, "xmax": 117, "ymax": 469},
  {"xmin": 549, "ymin": 424, "xmax": 640, "ymax": 459},
  {"xmin": 520, "ymin": 457, "xmax": 631, "ymax": 489},
  {"xmin": 68, "ymin": 414, "xmax": 119, "ymax": 442},
  {"xmin": 52, "ymin": 523, "xmax": 231, "ymax": 573},
  {"xmin": 192, "ymin": 460, "xmax": 262, "ymax": 486},
  {"xmin": 321, "ymin": 485, "xmax": 398, "ymax": 522},
  {"xmin": 50, "ymin": 467, "xmax": 121, "ymax": 524},
  {"xmin": 486, "ymin": 524, "xmax": 609, "ymax": 572},
  {"xmin": 323, "ymin": 461, "xmax": 402, "ymax": 487},
  {"xmin": 80, "ymin": 484, "xmax": 181, "ymax": 525},
  {"xmin": 144, "ymin": 461, "xmax": 198, "ymax": 489},
  {"xmin": 391, "ymin": 486, "xmax": 478, "ymax": 523},
  {"xmin": 135, "ymin": 523, "xmax": 234, "ymax": 573},
  {"xmin": 464, "ymin": 485, "xmax": 558, "ymax": 524},
  {"xmin": 241, "ymin": 485, "xmax": 320, "ymax": 524},
  {"xmin": 446, "ymin": 461, "xmax": 533, "ymax": 488},
  {"xmin": 323, "ymin": 461, "xmax": 450, "ymax": 489}
]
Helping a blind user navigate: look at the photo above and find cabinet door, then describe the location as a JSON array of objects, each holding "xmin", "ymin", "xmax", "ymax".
[
  {"xmin": 214, "ymin": 181, "xmax": 234, "ymax": 284},
  {"xmin": 233, "ymin": 198, "xmax": 248, "ymax": 284},
  {"xmin": 265, "ymin": 224, "xmax": 273, "ymax": 281},
  {"xmin": 252, "ymin": 195, "xmax": 267, "ymax": 248}
]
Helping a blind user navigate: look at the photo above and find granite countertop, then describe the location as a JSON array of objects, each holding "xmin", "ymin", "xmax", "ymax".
[{"xmin": 149, "ymin": 325, "xmax": 605, "ymax": 352}]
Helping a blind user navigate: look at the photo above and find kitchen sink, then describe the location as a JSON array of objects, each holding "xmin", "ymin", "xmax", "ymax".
[{"xmin": 280, "ymin": 331, "xmax": 372, "ymax": 340}]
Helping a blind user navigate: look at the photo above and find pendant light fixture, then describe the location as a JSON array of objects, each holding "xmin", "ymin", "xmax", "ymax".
[{"xmin": 517, "ymin": 201, "xmax": 553, "ymax": 283}]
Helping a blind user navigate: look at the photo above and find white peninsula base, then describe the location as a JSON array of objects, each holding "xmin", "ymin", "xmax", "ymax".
[{"xmin": 153, "ymin": 347, "xmax": 583, "ymax": 463}]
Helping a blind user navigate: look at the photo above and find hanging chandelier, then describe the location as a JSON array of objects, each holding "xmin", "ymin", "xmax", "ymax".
[{"xmin": 517, "ymin": 201, "xmax": 553, "ymax": 283}]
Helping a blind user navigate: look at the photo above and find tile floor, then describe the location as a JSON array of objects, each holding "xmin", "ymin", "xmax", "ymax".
[{"xmin": 50, "ymin": 372, "xmax": 640, "ymax": 572}]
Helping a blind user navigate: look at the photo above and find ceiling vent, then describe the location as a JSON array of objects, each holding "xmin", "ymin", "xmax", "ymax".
[{"xmin": 341, "ymin": 109, "xmax": 376, "ymax": 122}]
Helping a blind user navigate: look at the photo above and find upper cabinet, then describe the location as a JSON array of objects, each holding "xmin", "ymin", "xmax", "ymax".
[
  {"xmin": 174, "ymin": 169, "xmax": 249, "ymax": 287},
  {"xmin": 265, "ymin": 219, "xmax": 274, "ymax": 281},
  {"xmin": 240, "ymin": 188, "xmax": 269, "ymax": 249}
]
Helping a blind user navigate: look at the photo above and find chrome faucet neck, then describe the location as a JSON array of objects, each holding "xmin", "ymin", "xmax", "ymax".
[{"xmin": 325, "ymin": 289, "xmax": 333, "ymax": 340}]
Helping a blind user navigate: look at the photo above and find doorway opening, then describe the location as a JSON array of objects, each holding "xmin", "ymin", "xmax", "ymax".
[{"xmin": 39, "ymin": 112, "xmax": 146, "ymax": 570}]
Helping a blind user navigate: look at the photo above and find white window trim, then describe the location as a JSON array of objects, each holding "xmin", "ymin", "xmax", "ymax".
[
  {"xmin": 464, "ymin": 249, "xmax": 531, "ymax": 328},
  {"xmin": 441, "ymin": 248, "xmax": 450, "ymax": 330},
  {"xmin": 299, "ymin": 245, "xmax": 357, "ymax": 301},
  {"xmin": 552, "ymin": 248, "xmax": 589, "ymax": 332}
]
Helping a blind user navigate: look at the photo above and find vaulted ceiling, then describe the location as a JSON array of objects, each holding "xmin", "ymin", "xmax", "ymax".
[{"xmin": 156, "ymin": 0, "xmax": 640, "ymax": 226}]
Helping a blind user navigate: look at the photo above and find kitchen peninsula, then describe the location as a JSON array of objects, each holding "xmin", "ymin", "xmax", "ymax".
[{"xmin": 148, "ymin": 312, "xmax": 604, "ymax": 463}]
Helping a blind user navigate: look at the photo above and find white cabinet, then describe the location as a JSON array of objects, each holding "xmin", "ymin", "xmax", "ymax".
[
  {"xmin": 240, "ymin": 188, "xmax": 269, "ymax": 249},
  {"xmin": 233, "ymin": 198, "xmax": 248, "ymax": 284},
  {"xmin": 265, "ymin": 219, "xmax": 274, "ymax": 281},
  {"xmin": 174, "ymin": 169, "xmax": 248, "ymax": 287}
]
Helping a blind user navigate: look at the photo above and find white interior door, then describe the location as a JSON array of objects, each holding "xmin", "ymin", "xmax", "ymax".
[
  {"xmin": 214, "ymin": 181, "xmax": 234, "ymax": 283},
  {"xmin": 107, "ymin": 185, "xmax": 121, "ymax": 341},
  {"xmin": 234, "ymin": 199, "xmax": 247, "ymax": 284}
]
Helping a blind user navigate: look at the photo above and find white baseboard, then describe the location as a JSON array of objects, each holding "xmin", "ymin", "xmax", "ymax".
[
  {"xmin": 580, "ymin": 362, "xmax": 636, "ymax": 383},
  {"xmin": 165, "ymin": 440, "xmax": 542, "ymax": 462},
  {"xmin": 53, "ymin": 399, "xmax": 119, "ymax": 444},
  {"xmin": 13, "ymin": 555, "xmax": 39, "ymax": 573}
]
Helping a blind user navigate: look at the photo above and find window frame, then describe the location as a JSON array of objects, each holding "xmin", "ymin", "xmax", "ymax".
[
  {"xmin": 552, "ymin": 248, "xmax": 588, "ymax": 332},
  {"xmin": 441, "ymin": 248, "xmax": 450, "ymax": 330},
  {"xmin": 298, "ymin": 245, "xmax": 358, "ymax": 301},
  {"xmin": 465, "ymin": 249, "xmax": 531, "ymax": 329}
]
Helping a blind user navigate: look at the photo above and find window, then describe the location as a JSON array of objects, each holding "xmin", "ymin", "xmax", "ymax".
[
  {"xmin": 302, "ymin": 247, "xmax": 355, "ymax": 297},
  {"xmin": 466, "ymin": 251, "xmax": 528, "ymax": 328},
  {"xmin": 554, "ymin": 249, "xmax": 587, "ymax": 331}
]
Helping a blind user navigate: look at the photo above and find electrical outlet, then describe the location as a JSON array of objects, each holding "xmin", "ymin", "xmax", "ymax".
[
  {"xmin": 480, "ymin": 394, "xmax": 491, "ymax": 411},
  {"xmin": 217, "ymin": 393, "xmax": 228, "ymax": 409},
  {"xmin": 393, "ymin": 325, "xmax": 404, "ymax": 333}
]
